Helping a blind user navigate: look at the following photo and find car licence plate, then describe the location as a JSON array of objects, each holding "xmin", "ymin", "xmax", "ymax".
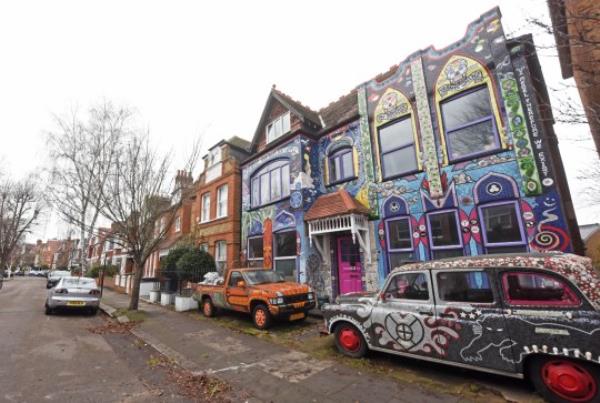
[
  {"xmin": 67, "ymin": 301, "xmax": 85, "ymax": 306},
  {"xmin": 289, "ymin": 312, "xmax": 305, "ymax": 321}
]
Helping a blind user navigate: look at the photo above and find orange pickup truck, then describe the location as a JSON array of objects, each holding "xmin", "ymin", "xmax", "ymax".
[{"xmin": 193, "ymin": 268, "xmax": 316, "ymax": 329}]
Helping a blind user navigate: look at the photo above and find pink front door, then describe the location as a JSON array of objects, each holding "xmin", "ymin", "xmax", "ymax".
[{"xmin": 338, "ymin": 237, "xmax": 363, "ymax": 294}]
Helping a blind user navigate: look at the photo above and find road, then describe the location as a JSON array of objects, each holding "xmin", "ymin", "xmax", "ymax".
[{"xmin": 0, "ymin": 277, "xmax": 194, "ymax": 403}]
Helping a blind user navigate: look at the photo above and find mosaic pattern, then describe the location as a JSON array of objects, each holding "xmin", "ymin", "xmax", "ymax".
[{"xmin": 498, "ymin": 72, "xmax": 542, "ymax": 196}]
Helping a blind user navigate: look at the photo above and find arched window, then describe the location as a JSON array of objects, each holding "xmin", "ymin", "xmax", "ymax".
[
  {"xmin": 328, "ymin": 146, "xmax": 355, "ymax": 184},
  {"xmin": 373, "ymin": 88, "xmax": 421, "ymax": 181},
  {"xmin": 435, "ymin": 56, "xmax": 506, "ymax": 164},
  {"xmin": 250, "ymin": 159, "xmax": 290, "ymax": 207}
]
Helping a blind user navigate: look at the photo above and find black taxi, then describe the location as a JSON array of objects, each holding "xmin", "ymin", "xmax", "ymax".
[{"xmin": 322, "ymin": 253, "xmax": 600, "ymax": 402}]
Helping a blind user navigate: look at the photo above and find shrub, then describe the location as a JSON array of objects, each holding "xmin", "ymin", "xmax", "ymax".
[{"xmin": 87, "ymin": 264, "xmax": 119, "ymax": 279}]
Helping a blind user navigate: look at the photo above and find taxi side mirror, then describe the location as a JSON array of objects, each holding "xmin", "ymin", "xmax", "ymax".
[
  {"xmin": 379, "ymin": 292, "xmax": 387, "ymax": 302},
  {"xmin": 237, "ymin": 280, "xmax": 246, "ymax": 288}
]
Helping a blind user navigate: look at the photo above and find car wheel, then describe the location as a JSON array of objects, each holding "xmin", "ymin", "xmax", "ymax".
[
  {"xmin": 202, "ymin": 298, "xmax": 216, "ymax": 317},
  {"xmin": 334, "ymin": 322, "xmax": 367, "ymax": 358},
  {"xmin": 529, "ymin": 357, "xmax": 599, "ymax": 403},
  {"xmin": 45, "ymin": 304, "xmax": 53, "ymax": 315},
  {"xmin": 89, "ymin": 308, "xmax": 98, "ymax": 316},
  {"xmin": 252, "ymin": 304, "xmax": 272, "ymax": 330}
]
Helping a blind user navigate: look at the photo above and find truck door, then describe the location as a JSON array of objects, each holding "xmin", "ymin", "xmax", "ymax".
[
  {"xmin": 432, "ymin": 269, "xmax": 515, "ymax": 373},
  {"xmin": 226, "ymin": 271, "xmax": 250, "ymax": 312},
  {"xmin": 369, "ymin": 270, "xmax": 437, "ymax": 358}
]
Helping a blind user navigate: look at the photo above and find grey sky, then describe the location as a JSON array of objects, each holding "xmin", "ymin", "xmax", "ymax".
[{"xmin": 0, "ymin": 0, "xmax": 597, "ymax": 241}]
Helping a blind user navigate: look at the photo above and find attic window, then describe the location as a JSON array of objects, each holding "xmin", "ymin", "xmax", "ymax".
[{"xmin": 266, "ymin": 112, "xmax": 291, "ymax": 143}]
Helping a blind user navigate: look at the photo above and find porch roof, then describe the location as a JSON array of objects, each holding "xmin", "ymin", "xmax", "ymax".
[{"xmin": 304, "ymin": 189, "xmax": 369, "ymax": 221}]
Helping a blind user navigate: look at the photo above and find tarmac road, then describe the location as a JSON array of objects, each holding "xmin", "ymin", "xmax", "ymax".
[{"xmin": 0, "ymin": 277, "xmax": 190, "ymax": 403}]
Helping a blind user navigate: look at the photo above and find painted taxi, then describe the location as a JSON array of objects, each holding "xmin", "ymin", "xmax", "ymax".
[
  {"xmin": 194, "ymin": 268, "xmax": 316, "ymax": 330},
  {"xmin": 321, "ymin": 253, "xmax": 600, "ymax": 403}
]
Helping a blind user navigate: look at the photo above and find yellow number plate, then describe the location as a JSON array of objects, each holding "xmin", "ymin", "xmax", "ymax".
[
  {"xmin": 67, "ymin": 301, "xmax": 85, "ymax": 306},
  {"xmin": 289, "ymin": 312, "xmax": 305, "ymax": 321}
]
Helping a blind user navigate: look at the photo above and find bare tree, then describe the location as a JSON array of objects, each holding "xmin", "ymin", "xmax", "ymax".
[
  {"xmin": 47, "ymin": 102, "xmax": 131, "ymax": 274},
  {"xmin": 96, "ymin": 132, "xmax": 199, "ymax": 310},
  {"xmin": 0, "ymin": 177, "xmax": 43, "ymax": 277}
]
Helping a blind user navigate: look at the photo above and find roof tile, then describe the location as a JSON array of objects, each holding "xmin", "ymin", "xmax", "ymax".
[{"xmin": 305, "ymin": 189, "xmax": 369, "ymax": 221}]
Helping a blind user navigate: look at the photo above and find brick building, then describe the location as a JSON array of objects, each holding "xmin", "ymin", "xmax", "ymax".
[
  {"xmin": 191, "ymin": 137, "xmax": 250, "ymax": 273},
  {"xmin": 548, "ymin": 0, "xmax": 600, "ymax": 157}
]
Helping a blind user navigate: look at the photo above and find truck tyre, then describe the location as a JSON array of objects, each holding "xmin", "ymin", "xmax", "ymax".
[
  {"xmin": 252, "ymin": 304, "xmax": 272, "ymax": 330},
  {"xmin": 201, "ymin": 298, "xmax": 216, "ymax": 317},
  {"xmin": 528, "ymin": 356, "xmax": 599, "ymax": 403},
  {"xmin": 334, "ymin": 322, "xmax": 367, "ymax": 358}
]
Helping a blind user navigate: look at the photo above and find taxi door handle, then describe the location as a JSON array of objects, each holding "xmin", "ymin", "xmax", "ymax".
[{"xmin": 419, "ymin": 310, "xmax": 433, "ymax": 316}]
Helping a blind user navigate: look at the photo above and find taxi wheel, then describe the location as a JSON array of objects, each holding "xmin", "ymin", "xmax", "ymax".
[
  {"xmin": 252, "ymin": 304, "xmax": 272, "ymax": 330},
  {"xmin": 529, "ymin": 357, "xmax": 599, "ymax": 403},
  {"xmin": 201, "ymin": 298, "xmax": 216, "ymax": 317},
  {"xmin": 334, "ymin": 323, "xmax": 367, "ymax": 358}
]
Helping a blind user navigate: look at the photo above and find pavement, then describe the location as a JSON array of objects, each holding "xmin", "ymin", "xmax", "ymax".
[
  {"xmin": 99, "ymin": 288, "xmax": 539, "ymax": 403},
  {"xmin": 0, "ymin": 278, "xmax": 224, "ymax": 403}
]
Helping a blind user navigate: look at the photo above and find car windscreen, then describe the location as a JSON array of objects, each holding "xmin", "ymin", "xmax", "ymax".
[
  {"xmin": 61, "ymin": 278, "xmax": 96, "ymax": 288},
  {"xmin": 243, "ymin": 270, "xmax": 285, "ymax": 285}
]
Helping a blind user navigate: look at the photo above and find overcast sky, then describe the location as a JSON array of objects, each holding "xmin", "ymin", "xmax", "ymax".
[{"xmin": 0, "ymin": 0, "xmax": 598, "ymax": 241}]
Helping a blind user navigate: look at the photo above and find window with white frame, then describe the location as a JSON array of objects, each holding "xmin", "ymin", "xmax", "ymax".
[
  {"xmin": 479, "ymin": 201, "xmax": 527, "ymax": 253},
  {"xmin": 328, "ymin": 146, "xmax": 355, "ymax": 184},
  {"xmin": 174, "ymin": 215, "xmax": 181, "ymax": 232},
  {"xmin": 201, "ymin": 193, "xmax": 210, "ymax": 223},
  {"xmin": 217, "ymin": 184, "xmax": 228, "ymax": 218},
  {"xmin": 266, "ymin": 112, "xmax": 291, "ymax": 143},
  {"xmin": 427, "ymin": 210, "xmax": 463, "ymax": 259},
  {"xmin": 274, "ymin": 230, "xmax": 296, "ymax": 281},
  {"xmin": 215, "ymin": 241, "xmax": 227, "ymax": 273},
  {"xmin": 250, "ymin": 160, "xmax": 290, "ymax": 207}
]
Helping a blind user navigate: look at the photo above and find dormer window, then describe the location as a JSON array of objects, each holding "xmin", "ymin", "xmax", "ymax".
[
  {"xmin": 266, "ymin": 112, "xmax": 291, "ymax": 144},
  {"xmin": 205, "ymin": 146, "xmax": 223, "ymax": 183}
]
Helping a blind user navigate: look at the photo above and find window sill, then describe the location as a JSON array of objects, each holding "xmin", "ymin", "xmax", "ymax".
[
  {"xmin": 447, "ymin": 147, "xmax": 503, "ymax": 165},
  {"xmin": 382, "ymin": 169, "xmax": 422, "ymax": 182},
  {"xmin": 198, "ymin": 216, "xmax": 229, "ymax": 225}
]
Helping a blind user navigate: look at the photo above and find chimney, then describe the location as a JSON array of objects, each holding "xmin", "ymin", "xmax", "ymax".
[{"xmin": 175, "ymin": 169, "xmax": 193, "ymax": 191}]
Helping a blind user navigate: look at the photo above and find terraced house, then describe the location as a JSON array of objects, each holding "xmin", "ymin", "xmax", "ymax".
[{"xmin": 240, "ymin": 7, "xmax": 583, "ymax": 303}]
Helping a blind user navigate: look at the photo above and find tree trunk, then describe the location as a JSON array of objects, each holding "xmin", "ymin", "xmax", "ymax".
[{"xmin": 128, "ymin": 260, "xmax": 145, "ymax": 311}]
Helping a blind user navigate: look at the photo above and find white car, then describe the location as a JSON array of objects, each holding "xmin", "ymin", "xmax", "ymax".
[{"xmin": 45, "ymin": 276, "xmax": 101, "ymax": 315}]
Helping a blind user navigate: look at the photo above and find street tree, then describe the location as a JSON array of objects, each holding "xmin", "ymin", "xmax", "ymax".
[
  {"xmin": 46, "ymin": 102, "xmax": 132, "ymax": 274},
  {"xmin": 96, "ymin": 132, "xmax": 199, "ymax": 310},
  {"xmin": 0, "ymin": 176, "xmax": 43, "ymax": 277}
]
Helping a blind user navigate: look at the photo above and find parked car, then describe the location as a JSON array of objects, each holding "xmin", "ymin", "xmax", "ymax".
[
  {"xmin": 45, "ymin": 276, "xmax": 100, "ymax": 315},
  {"xmin": 46, "ymin": 270, "xmax": 71, "ymax": 288},
  {"xmin": 194, "ymin": 269, "xmax": 316, "ymax": 329},
  {"xmin": 321, "ymin": 253, "xmax": 600, "ymax": 403}
]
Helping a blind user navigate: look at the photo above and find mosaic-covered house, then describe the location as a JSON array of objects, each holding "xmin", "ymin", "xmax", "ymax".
[{"xmin": 241, "ymin": 7, "xmax": 583, "ymax": 303}]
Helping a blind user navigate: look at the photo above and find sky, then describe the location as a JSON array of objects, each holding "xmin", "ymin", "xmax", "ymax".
[{"xmin": 0, "ymin": 0, "xmax": 598, "ymax": 241}]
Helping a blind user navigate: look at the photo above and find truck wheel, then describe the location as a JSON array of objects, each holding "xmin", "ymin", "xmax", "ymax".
[
  {"xmin": 528, "ymin": 356, "xmax": 599, "ymax": 402},
  {"xmin": 334, "ymin": 323, "xmax": 367, "ymax": 358},
  {"xmin": 252, "ymin": 304, "xmax": 272, "ymax": 330},
  {"xmin": 201, "ymin": 298, "xmax": 216, "ymax": 317}
]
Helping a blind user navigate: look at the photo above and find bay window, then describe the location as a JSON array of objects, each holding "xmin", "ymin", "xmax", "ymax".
[
  {"xmin": 201, "ymin": 193, "xmax": 210, "ymax": 223},
  {"xmin": 217, "ymin": 184, "xmax": 228, "ymax": 218},
  {"xmin": 250, "ymin": 160, "xmax": 290, "ymax": 207},
  {"xmin": 215, "ymin": 241, "xmax": 227, "ymax": 273},
  {"xmin": 440, "ymin": 86, "xmax": 500, "ymax": 161},
  {"xmin": 378, "ymin": 116, "xmax": 418, "ymax": 179}
]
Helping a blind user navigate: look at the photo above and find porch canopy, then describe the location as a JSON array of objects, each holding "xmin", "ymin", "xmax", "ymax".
[{"xmin": 305, "ymin": 189, "xmax": 371, "ymax": 263}]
